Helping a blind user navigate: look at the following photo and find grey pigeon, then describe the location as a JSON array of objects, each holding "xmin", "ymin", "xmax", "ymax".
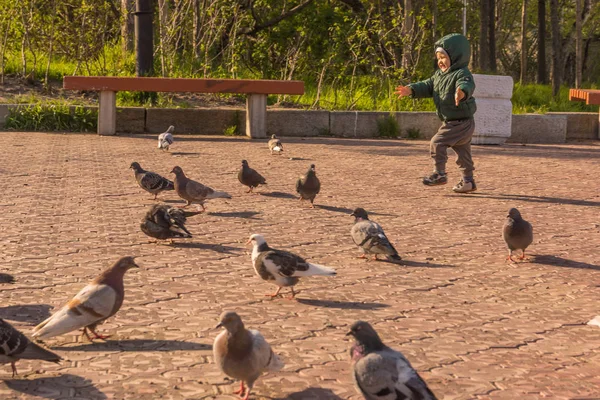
[
  {"xmin": 171, "ymin": 166, "xmax": 231, "ymax": 212},
  {"xmin": 0, "ymin": 273, "xmax": 15, "ymax": 284},
  {"xmin": 0, "ymin": 319, "xmax": 61, "ymax": 376},
  {"xmin": 238, "ymin": 160, "xmax": 267, "ymax": 193},
  {"xmin": 503, "ymin": 207, "xmax": 533, "ymax": 262},
  {"xmin": 268, "ymin": 134, "xmax": 283, "ymax": 155},
  {"xmin": 158, "ymin": 125, "xmax": 175, "ymax": 151},
  {"xmin": 33, "ymin": 257, "xmax": 139, "ymax": 341},
  {"xmin": 213, "ymin": 311, "xmax": 284, "ymax": 399},
  {"xmin": 247, "ymin": 234, "xmax": 336, "ymax": 299},
  {"xmin": 296, "ymin": 164, "xmax": 320, "ymax": 208},
  {"xmin": 350, "ymin": 208, "xmax": 402, "ymax": 264},
  {"xmin": 140, "ymin": 204, "xmax": 201, "ymax": 241},
  {"xmin": 347, "ymin": 321, "xmax": 437, "ymax": 400},
  {"xmin": 130, "ymin": 162, "xmax": 174, "ymax": 200}
]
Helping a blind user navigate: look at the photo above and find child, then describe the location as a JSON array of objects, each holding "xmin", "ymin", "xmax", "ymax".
[{"xmin": 395, "ymin": 33, "xmax": 477, "ymax": 193}]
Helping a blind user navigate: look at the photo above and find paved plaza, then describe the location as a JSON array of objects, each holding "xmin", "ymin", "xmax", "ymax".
[{"xmin": 0, "ymin": 132, "xmax": 599, "ymax": 400}]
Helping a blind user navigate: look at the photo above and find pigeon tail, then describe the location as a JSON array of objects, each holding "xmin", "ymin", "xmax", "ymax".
[
  {"xmin": 32, "ymin": 308, "xmax": 89, "ymax": 340},
  {"xmin": 206, "ymin": 191, "xmax": 232, "ymax": 199},
  {"xmin": 295, "ymin": 263, "xmax": 336, "ymax": 277},
  {"xmin": 385, "ymin": 254, "xmax": 403, "ymax": 264},
  {"xmin": 266, "ymin": 349, "xmax": 284, "ymax": 372},
  {"xmin": 19, "ymin": 342, "xmax": 62, "ymax": 363},
  {"xmin": 273, "ymin": 146, "xmax": 282, "ymax": 152}
]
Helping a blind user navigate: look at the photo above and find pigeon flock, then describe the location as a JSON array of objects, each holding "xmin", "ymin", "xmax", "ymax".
[{"xmin": 0, "ymin": 126, "xmax": 541, "ymax": 400}]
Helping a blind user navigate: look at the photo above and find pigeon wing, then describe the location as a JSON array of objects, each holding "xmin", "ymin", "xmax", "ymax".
[
  {"xmin": 140, "ymin": 172, "xmax": 173, "ymax": 192},
  {"xmin": 184, "ymin": 179, "xmax": 213, "ymax": 200},
  {"xmin": 249, "ymin": 329, "xmax": 284, "ymax": 372},
  {"xmin": 262, "ymin": 250, "xmax": 310, "ymax": 277}
]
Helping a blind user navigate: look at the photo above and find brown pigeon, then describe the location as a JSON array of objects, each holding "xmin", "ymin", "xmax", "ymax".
[
  {"xmin": 296, "ymin": 164, "xmax": 320, "ymax": 208},
  {"xmin": 0, "ymin": 319, "xmax": 61, "ymax": 376},
  {"xmin": 503, "ymin": 208, "xmax": 534, "ymax": 262},
  {"xmin": 238, "ymin": 160, "xmax": 267, "ymax": 193},
  {"xmin": 140, "ymin": 204, "xmax": 201, "ymax": 241},
  {"xmin": 171, "ymin": 166, "xmax": 231, "ymax": 212},
  {"xmin": 213, "ymin": 311, "xmax": 283, "ymax": 400},
  {"xmin": 347, "ymin": 321, "xmax": 438, "ymax": 400},
  {"xmin": 267, "ymin": 134, "xmax": 283, "ymax": 155},
  {"xmin": 32, "ymin": 256, "xmax": 139, "ymax": 341}
]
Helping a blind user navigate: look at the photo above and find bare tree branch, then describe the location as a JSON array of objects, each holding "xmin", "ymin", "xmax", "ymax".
[{"xmin": 240, "ymin": 0, "xmax": 314, "ymax": 36}]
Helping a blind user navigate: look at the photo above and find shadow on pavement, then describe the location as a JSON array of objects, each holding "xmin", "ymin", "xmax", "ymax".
[
  {"xmin": 169, "ymin": 151, "xmax": 201, "ymax": 156},
  {"xmin": 401, "ymin": 259, "xmax": 455, "ymax": 268},
  {"xmin": 0, "ymin": 304, "xmax": 53, "ymax": 325},
  {"xmin": 208, "ymin": 211, "xmax": 261, "ymax": 219},
  {"xmin": 4, "ymin": 374, "xmax": 108, "ymax": 399},
  {"xmin": 451, "ymin": 193, "xmax": 600, "ymax": 207},
  {"xmin": 0, "ymin": 272, "xmax": 15, "ymax": 284},
  {"xmin": 317, "ymin": 204, "xmax": 355, "ymax": 214},
  {"xmin": 531, "ymin": 254, "xmax": 600, "ymax": 271},
  {"xmin": 295, "ymin": 298, "xmax": 389, "ymax": 310},
  {"xmin": 260, "ymin": 191, "xmax": 298, "ymax": 199},
  {"xmin": 169, "ymin": 242, "xmax": 243, "ymax": 254},
  {"xmin": 280, "ymin": 387, "xmax": 345, "ymax": 399},
  {"xmin": 52, "ymin": 339, "xmax": 212, "ymax": 352}
]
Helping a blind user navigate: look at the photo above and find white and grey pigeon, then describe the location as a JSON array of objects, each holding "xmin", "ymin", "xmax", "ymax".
[
  {"xmin": 503, "ymin": 207, "xmax": 533, "ymax": 262},
  {"xmin": 213, "ymin": 311, "xmax": 284, "ymax": 400},
  {"xmin": 268, "ymin": 134, "xmax": 283, "ymax": 155},
  {"xmin": 247, "ymin": 234, "xmax": 336, "ymax": 299},
  {"xmin": 130, "ymin": 162, "xmax": 174, "ymax": 200},
  {"xmin": 32, "ymin": 256, "xmax": 139, "ymax": 341},
  {"xmin": 158, "ymin": 125, "xmax": 175, "ymax": 151},
  {"xmin": 0, "ymin": 318, "xmax": 61, "ymax": 376},
  {"xmin": 347, "ymin": 321, "xmax": 438, "ymax": 400},
  {"xmin": 350, "ymin": 208, "xmax": 402, "ymax": 264}
]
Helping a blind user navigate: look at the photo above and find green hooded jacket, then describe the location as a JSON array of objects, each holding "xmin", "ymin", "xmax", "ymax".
[{"xmin": 408, "ymin": 33, "xmax": 476, "ymax": 121}]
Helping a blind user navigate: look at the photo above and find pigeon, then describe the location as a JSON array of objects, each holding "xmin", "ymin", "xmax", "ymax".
[
  {"xmin": 247, "ymin": 234, "xmax": 336, "ymax": 299},
  {"xmin": 350, "ymin": 208, "xmax": 402, "ymax": 264},
  {"xmin": 0, "ymin": 319, "xmax": 62, "ymax": 377},
  {"xmin": 0, "ymin": 273, "xmax": 15, "ymax": 284},
  {"xmin": 503, "ymin": 208, "xmax": 533, "ymax": 262},
  {"xmin": 268, "ymin": 134, "xmax": 283, "ymax": 155},
  {"xmin": 130, "ymin": 162, "xmax": 174, "ymax": 200},
  {"xmin": 213, "ymin": 311, "xmax": 284, "ymax": 400},
  {"xmin": 32, "ymin": 256, "xmax": 139, "ymax": 341},
  {"xmin": 140, "ymin": 204, "xmax": 201, "ymax": 241},
  {"xmin": 171, "ymin": 166, "xmax": 231, "ymax": 212},
  {"xmin": 296, "ymin": 164, "xmax": 320, "ymax": 208},
  {"xmin": 347, "ymin": 321, "xmax": 438, "ymax": 400},
  {"xmin": 238, "ymin": 160, "xmax": 267, "ymax": 193},
  {"xmin": 158, "ymin": 125, "xmax": 175, "ymax": 151}
]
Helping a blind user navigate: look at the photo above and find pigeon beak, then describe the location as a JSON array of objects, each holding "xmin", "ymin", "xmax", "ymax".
[
  {"xmin": 245, "ymin": 239, "xmax": 252, "ymax": 246},
  {"xmin": 215, "ymin": 322, "xmax": 223, "ymax": 329},
  {"xmin": 345, "ymin": 330, "xmax": 353, "ymax": 336},
  {"xmin": 350, "ymin": 212, "xmax": 355, "ymax": 217}
]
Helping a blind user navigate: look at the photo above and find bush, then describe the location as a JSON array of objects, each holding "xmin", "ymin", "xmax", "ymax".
[
  {"xmin": 4, "ymin": 104, "xmax": 97, "ymax": 132},
  {"xmin": 376, "ymin": 114, "xmax": 399, "ymax": 138}
]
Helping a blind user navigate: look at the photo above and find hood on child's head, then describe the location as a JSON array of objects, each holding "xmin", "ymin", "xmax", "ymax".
[{"xmin": 434, "ymin": 33, "xmax": 471, "ymax": 72}]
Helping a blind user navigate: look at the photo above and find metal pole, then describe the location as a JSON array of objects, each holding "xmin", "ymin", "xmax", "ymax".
[
  {"xmin": 135, "ymin": 0, "xmax": 153, "ymax": 77},
  {"xmin": 463, "ymin": 0, "xmax": 467, "ymax": 35}
]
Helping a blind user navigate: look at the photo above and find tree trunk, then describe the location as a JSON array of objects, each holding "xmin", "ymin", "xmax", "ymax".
[
  {"xmin": 401, "ymin": 0, "xmax": 414, "ymax": 73},
  {"xmin": 575, "ymin": 0, "xmax": 582, "ymax": 87},
  {"xmin": 432, "ymin": 0, "xmax": 437, "ymax": 43},
  {"xmin": 488, "ymin": 0, "xmax": 496, "ymax": 72},
  {"xmin": 121, "ymin": 0, "xmax": 135, "ymax": 54},
  {"xmin": 537, "ymin": 0, "xmax": 547, "ymax": 83},
  {"xmin": 479, "ymin": 0, "xmax": 490, "ymax": 71},
  {"xmin": 192, "ymin": 0, "xmax": 200, "ymax": 59},
  {"xmin": 520, "ymin": 0, "xmax": 528, "ymax": 83},
  {"xmin": 550, "ymin": 0, "xmax": 561, "ymax": 96}
]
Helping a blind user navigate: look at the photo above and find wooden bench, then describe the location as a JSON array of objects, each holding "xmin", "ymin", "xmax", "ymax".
[
  {"xmin": 569, "ymin": 88, "xmax": 600, "ymax": 139},
  {"xmin": 63, "ymin": 76, "xmax": 305, "ymax": 137}
]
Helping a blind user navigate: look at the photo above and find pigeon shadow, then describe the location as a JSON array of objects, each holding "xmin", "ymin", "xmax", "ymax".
[
  {"xmin": 169, "ymin": 242, "xmax": 243, "ymax": 254},
  {"xmin": 317, "ymin": 204, "xmax": 355, "ymax": 214},
  {"xmin": 449, "ymin": 193, "xmax": 600, "ymax": 207},
  {"xmin": 295, "ymin": 298, "xmax": 389, "ymax": 310},
  {"xmin": 52, "ymin": 339, "xmax": 212, "ymax": 352},
  {"xmin": 0, "ymin": 304, "xmax": 53, "ymax": 324},
  {"xmin": 260, "ymin": 191, "xmax": 298, "ymax": 199},
  {"xmin": 162, "ymin": 199, "xmax": 186, "ymax": 204},
  {"xmin": 531, "ymin": 255, "xmax": 600, "ymax": 271},
  {"xmin": 0, "ymin": 273, "xmax": 15, "ymax": 284},
  {"xmin": 401, "ymin": 259, "xmax": 455, "ymax": 268},
  {"xmin": 277, "ymin": 387, "xmax": 345, "ymax": 400},
  {"xmin": 4, "ymin": 374, "xmax": 107, "ymax": 399},
  {"xmin": 208, "ymin": 211, "xmax": 261, "ymax": 219},
  {"xmin": 169, "ymin": 151, "xmax": 201, "ymax": 156},
  {"xmin": 287, "ymin": 157, "xmax": 312, "ymax": 161}
]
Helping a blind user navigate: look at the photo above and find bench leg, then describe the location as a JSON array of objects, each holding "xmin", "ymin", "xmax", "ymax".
[
  {"xmin": 98, "ymin": 91, "xmax": 117, "ymax": 136},
  {"xmin": 246, "ymin": 94, "xmax": 267, "ymax": 138}
]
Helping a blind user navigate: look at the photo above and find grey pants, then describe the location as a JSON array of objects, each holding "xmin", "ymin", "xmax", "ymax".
[{"xmin": 430, "ymin": 118, "xmax": 475, "ymax": 177}]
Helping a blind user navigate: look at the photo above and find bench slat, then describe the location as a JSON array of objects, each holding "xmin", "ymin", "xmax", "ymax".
[
  {"xmin": 63, "ymin": 76, "xmax": 304, "ymax": 95},
  {"xmin": 569, "ymin": 88, "xmax": 600, "ymax": 105}
]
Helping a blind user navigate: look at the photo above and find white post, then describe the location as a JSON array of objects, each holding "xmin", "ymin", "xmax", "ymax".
[
  {"xmin": 98, "ymin": 90, "xmax": 117, "ymax": 136},
  {"xmin": 246, "ymin": 94, "xmax": 267, "ymax": 138}
]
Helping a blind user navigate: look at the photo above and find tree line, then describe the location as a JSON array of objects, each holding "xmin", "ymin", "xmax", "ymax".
[{"xmin": 1, "ymin": 0, "xmax": 599, "ymax": 103}]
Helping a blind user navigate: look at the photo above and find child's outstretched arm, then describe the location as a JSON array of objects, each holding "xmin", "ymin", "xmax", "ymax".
[
  {"xmin": 455, "ymin": 70, "xmax": 476, "ymax": 106},
  {"xmin": 398, "ymin": 77, "xmax": 434, "ymax": 99},
  {"xmin": 394, "ymin": 85, "xmax": 413, "ymax": 98}
]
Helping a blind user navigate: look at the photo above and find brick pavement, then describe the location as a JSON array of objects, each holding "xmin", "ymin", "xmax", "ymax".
[{"xmin": 0, "ymin": 132, "xmax": 599, "ymax": 400}]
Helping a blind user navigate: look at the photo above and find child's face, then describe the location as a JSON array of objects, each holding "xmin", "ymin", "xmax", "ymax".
[{"xmin": 436, "ymin": 52, "xmax": 450, "ymax": 72}]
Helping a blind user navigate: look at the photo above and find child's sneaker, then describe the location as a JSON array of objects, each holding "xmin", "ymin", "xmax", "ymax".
[
  {"xmin": 452, "ymin": 179, "xmax": 477, "ymax": 193},
  {"xmin": 422, "ymin": 172, "xmax": 447, "ymax": 186}
]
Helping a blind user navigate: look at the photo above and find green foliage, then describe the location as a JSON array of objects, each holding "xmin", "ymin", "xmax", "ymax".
[
  {"xmin": 406, "ymin": 128, "xmax": 422, "ymax": 140},
  {"xmin": 4, "ymin": 104, "xmax": 97, "ymax": 132},
  {"xmin": 512, "ymin": 84, "xmax": 599, "ymax": 114},
  {"xmin": 223, "ymin": 111, "xmax": 242, "ymax": 136},
  {"xmin": 376, "ymin": 114, "xmax": 399, "ymax": 138}
]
